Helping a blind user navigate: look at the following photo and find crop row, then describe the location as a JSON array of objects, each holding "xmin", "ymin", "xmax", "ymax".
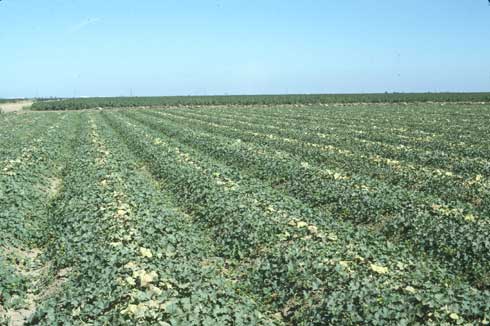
[
  {"xmin": 152, "ymin": 108, "xmax": 490, "ymax": 208},
  {"xmin": 165, "ymin": 105, "xmax": 490, "ymax": 173},
  {"xmin": 101, "ymin": 110, "xmax": 490, "ymax": 325},
  {"xmin": 121, "ymin": 109, "xmax": 490, "ymax": 287},
  {"xmin": 211, "ymin": 104, "xmax": 490, "ymax": 159},
  {"xmin": 0, "ymin": 113, "xmax": 79, "ymax": 324},
  {"xmin": 30, "ymin": 113, "xmax": 274, "ymax": 325},
  {"xmin": 0, "ymin": 114, "xmax": 58, "ymax": 162},
  {"xmin": 2, "ymin": 106, "xmax": 490, "ymax": 325},
  {"xmin": 30, "ymin": 92, "xmax": 490, "ymax": 110}
]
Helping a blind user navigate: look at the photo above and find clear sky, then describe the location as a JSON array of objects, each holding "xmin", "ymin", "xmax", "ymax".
[{"xmin": 1, "ymin": 0, "xmax": 489, "ymax": 98}]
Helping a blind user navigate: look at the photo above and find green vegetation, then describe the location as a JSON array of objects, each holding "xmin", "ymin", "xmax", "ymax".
[
  {"xmin": 0, "ymin": 99, "xmax": 25, "ymax": 104},
  {"xmin": 30, "ymin": 92, "xmax": 490, "ymax": 110},
  {"xmin": 1, "ymin": 103, "xmax": 490, "ymax": 325}
]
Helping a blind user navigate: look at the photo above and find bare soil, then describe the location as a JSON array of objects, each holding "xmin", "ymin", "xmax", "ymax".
[{"xmin": 0, "ymin": 101, "xmax": 33, "ymax": 113}]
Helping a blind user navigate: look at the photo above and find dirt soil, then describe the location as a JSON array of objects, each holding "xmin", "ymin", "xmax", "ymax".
[{"xmin": 0, "ymin": 101, "xmax": 33, "ymax": 113}]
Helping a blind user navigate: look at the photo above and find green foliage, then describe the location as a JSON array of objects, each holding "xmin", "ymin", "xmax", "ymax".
[
  {"xmin": 0, "ymin": 98, "xmax": 25, "ymax": 104},
  {"xmin": 0, "ymin": 112, "xmax": 79, "ymax": 321},
  {"xmin": 129, "ymin": 106, "xmax": 490, "ymax": 285},
  {"xmin": 31, "ymin": 92, "xmax": 490, "ymax": 110},
  {"xmin": 0, "ymin": 259, "xmax": 27, "ymax": 309},
  {"xmin": 29, "ymin": 115, "xmax": 273, "ymax": 325},
  {"xmin": 2, "ymin": 104, "xmax": 490, "ymax": 325}
]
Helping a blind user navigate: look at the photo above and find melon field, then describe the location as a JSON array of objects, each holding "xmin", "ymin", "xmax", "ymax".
[{"xmin": 1, "ymin": 102, "xmax": 490, "ymax": 325}]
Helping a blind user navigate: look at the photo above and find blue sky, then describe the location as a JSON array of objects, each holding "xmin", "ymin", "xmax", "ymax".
[{"xmin": 1, "ymin": 0, "xmax": 489, "ymax": 98}]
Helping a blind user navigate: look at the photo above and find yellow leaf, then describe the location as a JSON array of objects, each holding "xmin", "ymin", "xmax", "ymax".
[
  {"xmin": 134, "ymin": 303, "xmax": 148, "ymax": 317},
  {"xmin": 71, "ymin": 307, "xmax": 81, "ymax": 317},
  {"xmin": 140, "ymin": 247, "xmax": 153, "ymax": 258},
  {"xmin": 134, "ymin": 270, "xmax": 158, "ymax": 287},
  {"xmin": 327, "ymin": 233, "xmax": 338, "ymax": 241},
  {"xmin": 148, "ymin": 285, "xmax": 163, "ymax": 296},
  {"xmin": 339, "ymin": 261, "xmax": 349, "ymax": 267},
  {"xmin": 296, "ymin": 221, "xmax": 308, "ymax": 228},
  {"xmin": 126, "ymin": 276, "xmax": 136, "ymax": 286},
  {"xmin": 449, "ymin": 313, "xmax": 459, "ymax": 320},
  {"xmin": 121, "ymin": 304, "xmax": 138, "ymax": 315},
  {"xmin": 370, "ymin": 264, "xmax": 389, "ymax": 275},
  {"xmin": 148, "ymin": 300, "xmax": 160, "ymax": 309},
  {"xmin": 307, "ymin": 225, "xmax": 318, "ymax": 234},
  {"xmin": 464, "ymin": 214, "xmax": 476, "ymax": 222},
  {"xmin": 354, "ymin": 255, "xmax": 365, "ymax": 262},
  {"xmin": 124, "ymin": 261, "xmax": 137, "ymax": 269},
  {"xmin": 140, "ymin": 274, "xmax": 154, "ymax": 287},
  {"xmin": 396, "ymin": 262, "xmax": 406, "ymax": 270},
  {"xmin": 404, "ymin": 286, "xmax": 416, "ymax": 294}
]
